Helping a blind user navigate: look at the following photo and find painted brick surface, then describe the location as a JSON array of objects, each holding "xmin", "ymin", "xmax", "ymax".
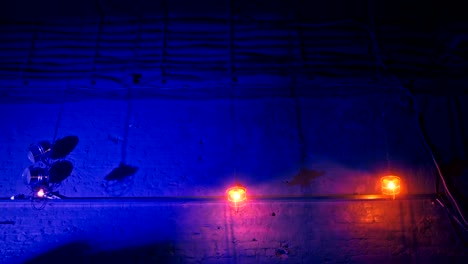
[
  {"xmin": 1, "ymin": 95, "xmax": 467, "ymax": 262},
  {"xmin": 1, "ymin": 199, "xmax": 466, "ymax": 263},
  {"xmin": 0, "ymin": 96, "xmax": 434, "ymax": 198}
]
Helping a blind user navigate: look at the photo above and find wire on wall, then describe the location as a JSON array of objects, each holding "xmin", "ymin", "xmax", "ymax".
[
  {"xmin": 228, "ymin": 0, "xmax": 238, "ymax": 183},
  {"xmin": 52, "ymin": 82, "xmax": 68, "ymax": 145},
  {"xmin": 363, "ymin": 6, "xmax": 468, "ymax": 231},
  {"xmin": 382, "ymin": 110, "xmax": 391, "ymax": 173}
]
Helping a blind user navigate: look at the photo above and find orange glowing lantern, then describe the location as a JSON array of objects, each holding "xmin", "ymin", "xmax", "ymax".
[
  {"xmin": 226, "ymin": 185, "xmax": 247, "ymax": 210},
  {"xmin": 381, "ymin": 175, "xmax": 401, "ymax": 199}
]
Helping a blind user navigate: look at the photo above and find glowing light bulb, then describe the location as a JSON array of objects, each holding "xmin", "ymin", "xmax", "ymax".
[
  {"xmin": 226, "ymin": 185, "xmax": 247, "ymax": 210},
  {"xmin": 231, "ymin": 191, "xmax": 241, "ymax": 202},
  {"xmin": 37, "ymin": 189, "xmax": 45, "ymax": 198},
  {"xmin": 381, "ymin": 175, "xmax": 401, "ymax": 199}
]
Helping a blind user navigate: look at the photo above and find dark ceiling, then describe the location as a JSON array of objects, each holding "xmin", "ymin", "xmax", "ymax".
[{"xmin": 0, "ymin": 0, "xmax": 467, "ymax": 102}]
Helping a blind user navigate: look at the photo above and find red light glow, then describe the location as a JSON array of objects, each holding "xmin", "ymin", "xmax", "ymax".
[
  {"xmin": 381, "ymin": 175, "xmax": 401, "ymax": 199},
  {"xmin": 226, "ymin": 185, "xmax": 247, "ymax": 209}
]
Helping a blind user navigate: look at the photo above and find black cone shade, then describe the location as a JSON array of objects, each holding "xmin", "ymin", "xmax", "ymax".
[
  {"xmin": 49, "ymin": 160, "xmax": 73, "ymax": 183},
  {"xmin": 50, "ymin": 136, "xmax": 79, "ymax": 159}
]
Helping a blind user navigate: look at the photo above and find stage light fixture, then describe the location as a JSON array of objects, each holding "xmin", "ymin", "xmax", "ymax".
[
  {"xmin": 226, "ymin": 185, "xmax": 247, "ymax": 211},
  {"xmin": 22, "ymin": 166, "xmax": 49, "ymax": 185},
  {"xmin": 21, "ymin": 135, "xmax": 79, "ymax": 201},
  {"xmin": 28, "ymin": 141, "xmax": 51, "ymax": 163},
  {"xmin": 381, "ymin": 175, "xmax": 401, "ymax": 200}
]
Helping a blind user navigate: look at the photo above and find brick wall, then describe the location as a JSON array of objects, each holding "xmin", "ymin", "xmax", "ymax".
[
  {"xmin": 1, "ymin": 95, "xmax": 467, "ymax": 262},
  {"xmin": 1, "ymin": 199, "xmax": 466, "ymax": 263},
  {"xmin": 0, "ymin": 96, "xmax": 435, "ymax": 198}
]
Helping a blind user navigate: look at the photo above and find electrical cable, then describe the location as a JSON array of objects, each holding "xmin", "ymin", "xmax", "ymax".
[
  {"xmin": 52, "ymin": 85, "xmax": 67, "ymax": 145},
  {"xmin": 362, "ymin": 16, "xmax": 468, "ymax": 229},
  {"xmin": 121, "ymin": 84, "xmax": 132, "ymax": 164},
  {"xmin": 29, "ymin": 187, "xmax": 47, "ymax": 210},
  {"xmin": 382, "ymin": 59, "xmax": 468, "ymax": 229},
  {"xmin": 31, "ymin": 197, "xmax": 47, "ymax": 210},
  {"xmin": 417, "ymin": 115, "xmax": 468, "ymax": 228},
  {"xmin": 382, "ymin": 104, "xmax": 391, "ymax": 173},
  {"xmin": 229, "ymin": 82, "xmax": 238, "ymax": 184},
  {"xmin": 438, "ymin": 199, "xmax": 467, "ymax": 247}
]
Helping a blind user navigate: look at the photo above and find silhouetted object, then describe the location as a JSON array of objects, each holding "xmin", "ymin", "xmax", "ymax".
[
  {"xmin": 49, "ymin": 160, "xmax": 73, "ymax": 183},
  {"xmin": 28, "ymin": 141, "xmax": 51, "ymax": 163},
  {"xmin": 288, "ymin": 168, "xmax": 325, "ymax": 187},
  {"xmin": 105, "ymin": 163, "xmax": 139, "ymax": 181},
  {"xmin": 50, "ymin": 135, "xmax": 79, "ymax": 160},
  {"xmin": 23, "ymin": 135, "xmax": 79, "ymax": 203}
]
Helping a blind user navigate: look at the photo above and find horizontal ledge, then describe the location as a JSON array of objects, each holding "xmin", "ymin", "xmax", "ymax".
[
  {"xmin": 250, "ymin": 193, "xmax": 435, "ymax": 202},
  {"xmin": 0, "ymin": 193, "xmax": 436, "ymax": 204}
]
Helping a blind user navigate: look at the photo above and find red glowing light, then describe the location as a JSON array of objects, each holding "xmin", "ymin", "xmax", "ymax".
[
  {"xmin": 381, "ymin": 175, "xmax": 401, "ymax": 199},
  {"xmin": 226, "ymin": 185, "xmax": 247, "ymax": 209},
  {"xmin": 37, "ymin": 189, "xmax": 45, "ymax": 198},
  {"xmin": 230, "ymin": 190, "xmax": 242, "ymax": 202}
]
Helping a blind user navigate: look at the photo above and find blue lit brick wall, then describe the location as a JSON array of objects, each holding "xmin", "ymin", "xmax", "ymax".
[
  {"xmin": 1, "ymin": 199, "xmax": 466, "ymax": 264},
  {"xmin": 1, "ymin": 95, "xmax": 467, "ymax": 263},
  {"xmin": 1, "ymin": 0, "xmax": 467, "ymax": 262},
  {"xmin": 0, "ymin": 95, "xmax": 435, "ymax": 198}
]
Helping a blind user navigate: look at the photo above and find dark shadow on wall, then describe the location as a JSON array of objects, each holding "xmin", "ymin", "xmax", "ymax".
[
  {"xmin": 50, "ymin": 135, "xmax": 79, "ymax": 160},
  {"xmin": 103, "ymin": 163, "xmax": 139, "ymax": 196},
  {"xmin": 24, "ymin": 241, "xmax": 179, "ymax": 264}
]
